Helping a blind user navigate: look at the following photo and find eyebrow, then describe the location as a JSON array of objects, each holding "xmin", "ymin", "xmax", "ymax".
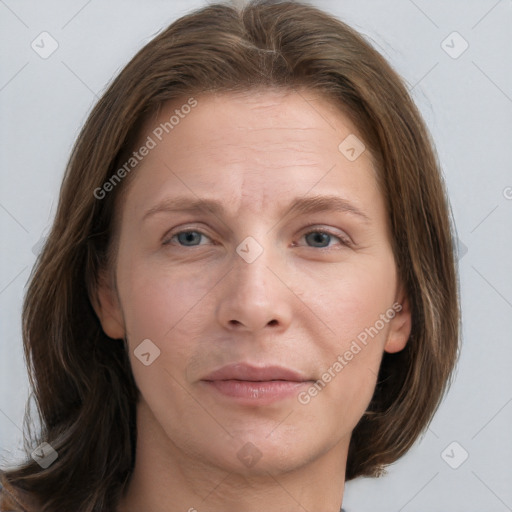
[{"xmin": 142, "ymin": 194, "xmax": 371, "ymax": 224}]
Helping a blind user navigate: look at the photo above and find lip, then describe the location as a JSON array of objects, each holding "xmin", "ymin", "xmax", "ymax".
[
  {"xmin": 201, "ymin": 363, "xmax": 313, "ymax": 405},
  {"xmin": 202, "ymin": 363, "xmax": 310, "ymax": 382}
]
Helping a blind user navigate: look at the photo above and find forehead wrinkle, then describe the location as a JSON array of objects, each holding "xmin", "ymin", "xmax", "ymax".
[{"xmin": 187, "ymin": 139, "xmax": 328, "ymax": 168}]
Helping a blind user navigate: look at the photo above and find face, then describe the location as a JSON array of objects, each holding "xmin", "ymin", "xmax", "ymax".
[{"xmin": 95, "ymin": 88, "xmax": 411, "ymax": 476}]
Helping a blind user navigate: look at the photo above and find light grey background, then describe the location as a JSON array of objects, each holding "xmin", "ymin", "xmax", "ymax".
[{"xmin": 1, "ymin": 0, "xmax": 511, "ymax": 510}]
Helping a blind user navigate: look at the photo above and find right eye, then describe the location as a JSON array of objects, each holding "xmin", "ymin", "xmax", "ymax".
[{"xmin": 163, "ymin": 229, "xmax": 213, "ymax": 247}]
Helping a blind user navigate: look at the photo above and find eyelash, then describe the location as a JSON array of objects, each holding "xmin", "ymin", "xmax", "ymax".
[
  {"xmin": 301, "ymin": 228, "xmax": 353, "ymax": 249},
  {"xmin": 163, "ymin": 227, "xmax": 352, "ymax": 250}
]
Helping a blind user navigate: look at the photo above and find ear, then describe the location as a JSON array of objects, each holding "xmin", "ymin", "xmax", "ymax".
[
  {"xmin": 384, "ymin": 283, "xmax": 412, "ymax": 354},
  {"xmin": 90, "ymin": 269, "xmax": 125, "ymax": 340}
]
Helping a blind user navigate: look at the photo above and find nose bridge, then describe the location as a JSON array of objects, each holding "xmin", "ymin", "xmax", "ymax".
[
  {"xmin": 215, "ymin": 234, "xmax": 291, "ymax": 332},
  {"xmin": 232, "ymin": 234, "xmax": 276, "ymax": 302}
]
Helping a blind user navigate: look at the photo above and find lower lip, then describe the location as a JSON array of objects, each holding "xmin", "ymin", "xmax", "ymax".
[{"xmin": 202, "ymin": 380, "xmax": 311, "ymax": 405}]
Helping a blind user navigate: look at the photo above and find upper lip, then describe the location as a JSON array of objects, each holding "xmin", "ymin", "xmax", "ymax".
[{"xmin": 202, "ymin": 363, "xmax": 310, "ymax": 382}]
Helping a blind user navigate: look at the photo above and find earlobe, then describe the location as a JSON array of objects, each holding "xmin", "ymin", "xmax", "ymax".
[
  {"xmin": 384, "ymin": 287, "xmax": 412, "ymax": 354},
  {"xmin": 90, "ymin": 270, "xmax": 125, "ymax": 340}
]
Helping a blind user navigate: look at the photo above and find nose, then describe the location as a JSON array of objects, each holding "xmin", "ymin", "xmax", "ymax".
[{"xmin": 215, "ymin": 243, "xmax": 293, "ymax": 333}]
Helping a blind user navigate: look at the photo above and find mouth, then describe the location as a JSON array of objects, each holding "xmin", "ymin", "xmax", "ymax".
[{"xmin": 200, "ymin": 363, "xmax": 313, "ymax": 405}]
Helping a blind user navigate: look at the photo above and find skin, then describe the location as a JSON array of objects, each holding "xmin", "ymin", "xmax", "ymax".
[{"xmin": 93, "ymin": 88, "xmax": 412, "ymax": 512}]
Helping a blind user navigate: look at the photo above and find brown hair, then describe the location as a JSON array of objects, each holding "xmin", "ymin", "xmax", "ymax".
[{"xmin": 0, "ymin": 0, "xmax": 460, "ymax": 510}]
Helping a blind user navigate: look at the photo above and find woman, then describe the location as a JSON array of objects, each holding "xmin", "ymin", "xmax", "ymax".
[{"xmin": 0, "ymin": 0, "xmax": 460, "ymax": 510}]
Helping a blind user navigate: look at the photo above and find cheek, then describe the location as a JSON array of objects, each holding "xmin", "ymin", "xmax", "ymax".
[
  {"xmin": 117, "ymin": 257, "xmax": 213, "ymax": 410},
  {"xmin": 308, "ymin": 253, "xmax": 397, "ymax": 347},
  {"xmin": 115, "ymin": 253, "xmax": 232, "ymax": 404},
  {"xmin": 302, "ymin": 254, "xmax": 397, "ymax": 404},
  {"xmin": 118, "ymin": 252, "xmax": 215, "ymax": 343},
  {"xmin": 323, "ymin": 260, "xmax": 397, "ymax": 404}
]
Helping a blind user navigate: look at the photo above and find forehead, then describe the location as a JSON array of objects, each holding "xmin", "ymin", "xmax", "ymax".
[
  {"xmin": 122, "ymin": 88, "xmax": 383, "ymax": 224},
  {"xmin": 151, "ymin": 88, "xmax": 361, "ymax": 154}
]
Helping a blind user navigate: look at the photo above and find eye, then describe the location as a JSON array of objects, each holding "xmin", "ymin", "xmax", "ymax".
[
  {"xmin": 299, "ymin": 228, "xmax": 351, "ymax": 249},
  {"xmin": 163, "ymin": 227, "xmax": 351, "ymax": 250},
  {"xmin": 163, "ymin": 229, "xmax": 212, "ymax": 247}
]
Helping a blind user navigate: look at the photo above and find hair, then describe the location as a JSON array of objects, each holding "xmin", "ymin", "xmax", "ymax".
[{"xmin": 0, "ymin": 0, "xmax": 460, "ymax": 510}]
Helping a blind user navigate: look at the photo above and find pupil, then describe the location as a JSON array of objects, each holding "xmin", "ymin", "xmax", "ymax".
[
  {"xmin": 308, "ymin": 232, "xmax": 328, "ymax": 247},
  {"xmin": 179, "ymin": 231, "xmax": 200, "ymax": 245}
]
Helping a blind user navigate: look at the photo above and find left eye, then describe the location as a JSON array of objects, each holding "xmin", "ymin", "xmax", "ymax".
[
  {"xmin": 300, "ymin": 229, "xmax": 350, "ymax": 249},
  {"xmin": 164, "ymin": 230, "xmax": 211, "ymax": 247}
]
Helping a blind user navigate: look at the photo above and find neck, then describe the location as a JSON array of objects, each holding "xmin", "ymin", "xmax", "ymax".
[{"xmin": 117, "ymin": 400, "xmax": 347, "ymax": 512}]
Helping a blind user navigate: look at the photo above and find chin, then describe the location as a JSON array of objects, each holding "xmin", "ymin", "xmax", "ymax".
[{"xmin": 213, "ymin": 426, "xmax": 329, "ymax": 475}]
